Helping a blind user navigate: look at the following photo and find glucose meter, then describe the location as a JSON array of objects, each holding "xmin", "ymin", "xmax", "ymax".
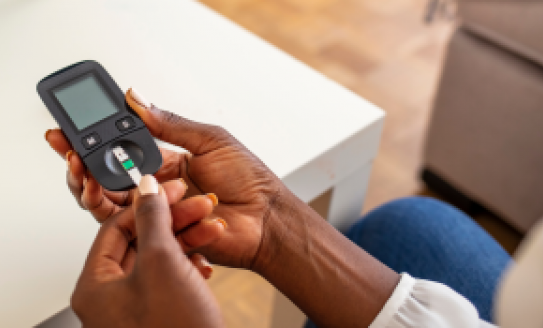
[{"xmin": 37, "ymin": 60, "xmax": 162, "ymax": 191}]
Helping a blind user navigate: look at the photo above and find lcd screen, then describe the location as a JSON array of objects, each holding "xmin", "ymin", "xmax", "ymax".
[{"xmin": 53, "ymin": 74, "xmax": 119, "ymax": 130}]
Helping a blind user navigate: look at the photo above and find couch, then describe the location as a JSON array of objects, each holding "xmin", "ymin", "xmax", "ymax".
[{"xmin": 423, "ymin": 0, "xmax": 543, "ymax": 233}]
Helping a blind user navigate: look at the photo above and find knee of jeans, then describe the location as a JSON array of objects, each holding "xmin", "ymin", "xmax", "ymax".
[{"xmin": 346, "ymin": 196, "xmax": 463, "ymax": 245}]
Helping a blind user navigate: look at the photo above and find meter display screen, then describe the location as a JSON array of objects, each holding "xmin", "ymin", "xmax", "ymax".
[{"xmin": 53, "ymin": 74, "xmax": 119, "ymax": 130}]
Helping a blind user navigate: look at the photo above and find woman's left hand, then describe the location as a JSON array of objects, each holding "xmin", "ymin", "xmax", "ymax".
[
  {"xmin": 45, "ymin": 129, "xmax": 225, "ymax": 274},
  {"xmin": 45, "ymin": 128, "xmax": 196, "ymax": 223}
]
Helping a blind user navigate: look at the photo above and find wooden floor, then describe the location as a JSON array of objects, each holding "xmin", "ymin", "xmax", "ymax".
[{"xmin": 198, "ymin": 1, "xmax": 522, "ymax": 327}]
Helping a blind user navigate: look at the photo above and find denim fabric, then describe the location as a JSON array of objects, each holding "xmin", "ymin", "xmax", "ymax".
[{"xmin": 305, "ymin": 197, "xmax": 511, "ymax": 327}]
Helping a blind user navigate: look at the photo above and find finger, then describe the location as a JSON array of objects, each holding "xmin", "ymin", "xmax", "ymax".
[
  {"xmin": 153, "ymin": 148, "xmax": 189, "ymax": 182},
  {"xmin": 67, "ymin": 149, "xmax": 132, "ymax": 212},
  {"xmin": 121, "ymin": 246, "xmax": 137, "ymax": 275},
  {"xmin": 190, "ymin": 253, "xmax": 213, "ymax": 280},
  {"xmin": 171, "ymin": 194, "xmax": 217, "ymax": 232},
  {"xmin": 47, "ymin": 130, "xmax": 135, "ymax": 208},
  {"xmin": 66, "ymin": 150, "xmax": 86, "ymax": 209},
  {"xmin": 162, "ymin": 178, "xmax": 188, "ymax": 205},
  {"xmin": 102, "ymin": 189, "xmax": 134, "ymax": 207},
  {"xmin": 126, "ymin": 198, "xmax": 223, "ymax": 255},
  {"xmin": 80, "ymin": 214, "xmax": 133, "ymax": 281},
  {"xmin": 101, "ymin": 178, "xmax": 187, "ymax": 209},
  {"xmin": 154, "ymin": 148, "xmax": 202, "ymax": 198},
  {"xmin": 45, "ymin": 128, "xmax": 72, "ymax": 159},
  {"xmin": 46, "ymin": 129, "xmax": 168, "ymax": 211},
  {"xmin": 81, "ymin": 176, "xmax": 122, "ymax": 222},
  {"xmin": 177, "ymin": 216, "xmax": 226, "ymax": 252},
  {"xmin": 133, "ymin": 175, "xmax": 177, "ymax": 253},
  {"xmin": 126, "ymin": 88, "xmax": 234, "ymax": 155}
]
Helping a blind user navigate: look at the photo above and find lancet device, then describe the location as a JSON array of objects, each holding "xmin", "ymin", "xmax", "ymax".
[{"xmin": 37, "ymin": 60, "xmax": 162, "ymax": 191}]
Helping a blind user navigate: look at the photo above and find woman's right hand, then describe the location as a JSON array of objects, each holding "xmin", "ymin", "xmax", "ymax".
[
  {"xmin": 72, "ymin": 175, "xmax": 224, "ymax": 328},
  {"xmin": 46, "ymin": 88, "xmax": 293, "ymax": 270}
]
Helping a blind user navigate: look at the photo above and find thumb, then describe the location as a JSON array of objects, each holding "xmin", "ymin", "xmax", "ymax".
[
  {"xmin": 126, "ymin": 88, "xmax": 233, "ymax": 155},
  {"xmin": 133, "ymin": 175, "xmax": 176, "ymax": 253}
]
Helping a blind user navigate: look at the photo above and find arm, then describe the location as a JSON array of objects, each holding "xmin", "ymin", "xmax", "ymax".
[
  {"xmin": 254, "ymin": 191, "xmax": 400, "ymax": 327},
  {"xmin": 252, "ymin": 190, "xmax": 497, "ymax": 328},
  {"xmin": 47, "ymin": 88, "xmax": 495, "ymax": 327}
]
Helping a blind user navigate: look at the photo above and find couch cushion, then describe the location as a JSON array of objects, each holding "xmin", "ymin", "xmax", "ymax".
[
  {"xmin": 425, "ymin": 28, "xmax": 543, "ymax": 232},
  {"xmin": 458, "ymin": 1, "xmax": 543, "ymax": 67}
]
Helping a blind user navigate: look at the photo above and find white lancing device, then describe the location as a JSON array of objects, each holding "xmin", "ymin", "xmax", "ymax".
[{"xmin": 112, "ymin": 146, "xmax": 142, "ymax": 186}]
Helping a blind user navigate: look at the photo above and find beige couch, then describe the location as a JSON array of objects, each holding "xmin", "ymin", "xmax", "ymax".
[{"xmin": 423, "ymin": 0, "xmax": 543, "ymax": 233}]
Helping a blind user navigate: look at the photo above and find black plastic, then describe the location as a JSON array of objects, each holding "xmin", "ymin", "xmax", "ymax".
[
  {"xmin": 116, "ymin": 116, "xmax": 136, "ymax": 132},
  {"xmin": 37, "ymin": 60, "xmax": 162, "ymax": 191},
  {"xmin": 81, "ymin": 132, "xmax": 101, "ymax": 150}
]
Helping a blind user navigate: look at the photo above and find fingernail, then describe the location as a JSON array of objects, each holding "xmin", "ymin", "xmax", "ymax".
[
  {"xmin": 45, "ymin": 129, "xmax": 52, "ymax": 141},
  {"xmin": 179, "ymin": 178, "xmax": 188, "ymax": 190},
  {"xmin": 66, "ymin": 150, "xmax": 73, "ymax": 169},
  {"xmin": 199, "ymin": 257, "xmax": 213, "ymax": 278},
  {"xmin": 83, "ymin": 176, "xmax": 88, "ymax": 188},
  {"xmin": 202, "ymin": 266, "xmax": 213, "ymax": 279},
  {"xmin": 206, "ymin": 193, "xmax": 219, "ymax": 207},
  {"xmin": 139, "ymin": 175, "xmax": 159, "ymax": 195},
  {"xmin": 129, "ymin": 87, "xmax": 151, "ymax": 109},
  {"xmin": 217, "ymin": 218, "xmax": 228, "ymax": 229},
  {"xmin": 199, "ymin": 255, "xmax": 212, "ymax": 268},
  {"xmin": 204, "ymin": 217, "xmax": 228, "ymax": 229}
]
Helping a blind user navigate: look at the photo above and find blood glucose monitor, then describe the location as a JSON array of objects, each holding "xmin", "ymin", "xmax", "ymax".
[{"xmin": 37, "ymin": 60, "xmax": 162, "ymax": 191}]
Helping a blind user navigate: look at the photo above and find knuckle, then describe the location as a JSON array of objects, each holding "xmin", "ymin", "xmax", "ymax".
[
  {"xmin": 135, "ymin": 199, "xmax": 163, "ymax": 218},
  {"xmin": 205, "ymin": 125, "xmax": 233, "ymax": 145},
  {"xmin": 77, "ymin": 200, "xmax": 87, "ymax": 210},
  {"xmin": 160, "ymin": 110, "xmax": 184, "ymax": 127},
  {"xmin": 79, "ymin": 198, "xmax": 90, "ymax": 211},
  {"xmin": 141, "ymin": 243, "xmax": 175, "ymax": 263},
  {"xmin": 67, "ymin": 179, "xmax": 78, "ymax": 195},
  {"xmin": 209, "ymin": 125, "xmax": 228, "ymax": 138}
]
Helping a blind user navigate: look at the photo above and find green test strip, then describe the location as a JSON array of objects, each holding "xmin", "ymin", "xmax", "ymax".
[{"xmin": 112, "ymin": 146, "xmax": 142, "ymax": 185}]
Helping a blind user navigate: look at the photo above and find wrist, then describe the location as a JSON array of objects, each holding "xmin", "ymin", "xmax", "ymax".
[
  {"xmin": 250, "ymin": 187, "xmax": 400, "ymax": 328},
  {"xmin": 251, "ymin": 187, "xmax": 317, "ymax": 278}
]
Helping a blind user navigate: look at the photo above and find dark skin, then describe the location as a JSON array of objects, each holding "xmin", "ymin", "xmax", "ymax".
[
  {"xmin": 72, "ymin": 177, "xmax": 224, "ymax": 328},
  {"xmin": 47, "ymin": 89, "xmax": 400, "ymax": 327}
]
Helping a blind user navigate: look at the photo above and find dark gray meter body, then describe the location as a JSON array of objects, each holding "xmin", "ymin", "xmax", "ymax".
[{"xmin": 37, "ymin": 60, "xmax": 162, "ymax": 191}]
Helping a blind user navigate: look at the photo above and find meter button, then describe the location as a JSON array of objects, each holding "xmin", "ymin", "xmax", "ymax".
[
  {"xmin": 82, "ymin": 133, "xmax": 101, "ymax": 149},
  {"xmin": 116, "ymin": 117, "xmax": 136, "ymax": 132}
]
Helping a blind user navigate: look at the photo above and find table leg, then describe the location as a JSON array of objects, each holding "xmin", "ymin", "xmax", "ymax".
[
  {"xmin": 35, "ymin": 307, "xmax": 80, "ymax": 328},
  {"xmin": 270, "ymin": 161, "xmax": 373, "ymax": 328},
  {"xmin": 327, "ymin": 161, "xmax": 372, "ymax": 232}
]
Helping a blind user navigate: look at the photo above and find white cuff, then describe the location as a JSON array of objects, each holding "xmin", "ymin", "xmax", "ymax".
[{"xmin": 369, "ymin": 273, "xmax": 496, "ymax": 328}]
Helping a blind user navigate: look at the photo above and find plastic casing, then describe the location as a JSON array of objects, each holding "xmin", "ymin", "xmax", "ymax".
[{"xmin": 37, "ymin": 60, "xmax": 162, "ymax": 191}]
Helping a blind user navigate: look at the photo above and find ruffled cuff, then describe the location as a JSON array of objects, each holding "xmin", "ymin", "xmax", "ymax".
[{"xmin": 369, "ymin": 273, "xmax": 496, "ymax": 328}]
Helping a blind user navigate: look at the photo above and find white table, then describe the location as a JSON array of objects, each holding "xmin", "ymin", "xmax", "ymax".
[{"xmin": 0, "ymin": 0, "xmax": 384, "ymax": 327}]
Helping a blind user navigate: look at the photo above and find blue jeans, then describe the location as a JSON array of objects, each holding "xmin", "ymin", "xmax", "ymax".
[{"xmin": 306, "ymin": 197, "xmax": 511, "ymax": 327}]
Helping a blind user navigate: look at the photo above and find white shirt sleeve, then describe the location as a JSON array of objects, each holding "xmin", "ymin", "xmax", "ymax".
[{"xmin": 369, "ymin": 273, "xmax": 497, "ymax": 328}]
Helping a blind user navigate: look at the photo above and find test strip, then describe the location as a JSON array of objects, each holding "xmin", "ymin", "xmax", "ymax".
[{"xmin": 112, "ymin": 146, "xmax": 142, "ymax": 186}]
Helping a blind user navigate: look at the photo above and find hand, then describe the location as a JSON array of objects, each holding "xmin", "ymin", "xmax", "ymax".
[
  {"xmin": 46, "ymin": 110, "xmax": 226, "ymax": 272},
  {"xmin": 72, "ymin": 175, "xmax": 224, "ymax": 328},
  {"xmin": 46, "ymin": 88, "xmax": 290, "ymax": 270}
]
